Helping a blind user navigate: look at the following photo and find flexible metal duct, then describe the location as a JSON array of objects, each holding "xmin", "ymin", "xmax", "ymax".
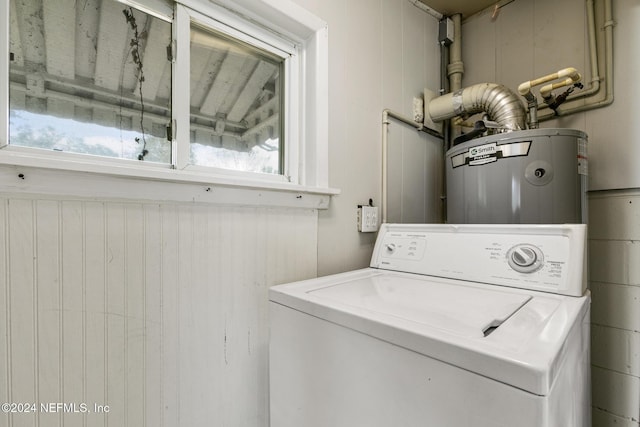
[{"xmin": 428, "ymin": 83, "xmax": 526, "ymax": 132}]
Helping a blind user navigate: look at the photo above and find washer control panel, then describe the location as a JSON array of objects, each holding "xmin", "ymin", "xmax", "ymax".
[
  {"xmin": 371, "ymin": 224, "xmax": 587, "ymax": 296},
  {"xmin": 380, "ymin": 234, "xmax": 427, "ymax": 260}
]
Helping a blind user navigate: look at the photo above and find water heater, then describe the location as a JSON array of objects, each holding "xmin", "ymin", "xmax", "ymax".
[{"xmin": 446, "ymin": 128, "xmax": 588, "ymax": 224}]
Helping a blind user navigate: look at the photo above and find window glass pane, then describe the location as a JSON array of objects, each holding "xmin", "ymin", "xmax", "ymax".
[
  {"xmin": 189, "ymin": 22, "xmax": 283, "ymax": 175},
  {"xmin": 8, "ymin": 0, "xmax": 172, "ymax": 163}
]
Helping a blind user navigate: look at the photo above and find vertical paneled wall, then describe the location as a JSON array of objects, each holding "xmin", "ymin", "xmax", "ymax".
[
  {"xmin": 589, "ymin": 190, "xmax": 640, "ymax": 427},
  {"xmin": 0, "ymin": 195, "xmax": 318, "ymax": 427},
  {"xmin": 306, "ymin": 0, "xmax": 442, "ymax": 276}
]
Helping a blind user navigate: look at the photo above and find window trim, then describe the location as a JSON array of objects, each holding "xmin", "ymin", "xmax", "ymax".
[
  {"xmin": 0, "ymin": 0, "xmax": 336, "ymax": 201},
  {"xmin": 0, "ymin": 0, "xmax": 7, "ymax": 152}
]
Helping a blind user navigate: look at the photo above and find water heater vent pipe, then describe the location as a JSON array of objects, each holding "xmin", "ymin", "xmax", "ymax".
[{"xmin": 427, "ymin": 83, "xmax": 526, "ymax": 132}]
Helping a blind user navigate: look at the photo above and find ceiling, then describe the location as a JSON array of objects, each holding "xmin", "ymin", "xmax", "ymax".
[{"xmin": 418, "ymin": 0, "xmax": 501, "ymax": 18}]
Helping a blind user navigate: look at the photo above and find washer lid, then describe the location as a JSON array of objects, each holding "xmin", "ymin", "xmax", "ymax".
[
  {"xmin": 270, "ymin": 268, "xmax": 590, "ymax": 396},
  {"xmin": 309, "ymin": 274, "xmax": 531, "ymax": 338}
]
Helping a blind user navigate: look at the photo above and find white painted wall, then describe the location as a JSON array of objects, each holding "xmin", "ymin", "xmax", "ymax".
[
  {"xmin": 461, "ymin": 1, "xmax": 640, "ymax": 425},
  {"xmin": 289, "ymin": 0, "xmax": 444, "ymax": 276},
  {"xmin": 0, "ymin": 192, "xmax": 318, "ymax": 427}
]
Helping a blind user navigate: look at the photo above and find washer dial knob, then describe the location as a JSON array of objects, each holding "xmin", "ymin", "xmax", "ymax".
[{"xmin": 508, "ymin": 244, "xmax": 544, "ymax": 273}]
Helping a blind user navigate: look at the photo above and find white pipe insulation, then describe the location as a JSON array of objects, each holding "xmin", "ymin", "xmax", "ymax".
[
  {"xmin": 540, "ymin": 76, "xmax": 581, "ymax": 98},
  {"xmin": 427, "ymin": 83, "xmax": 526, "ymax": 132},
  {"xmin": 518, "ymin": 67, "xmax": 582, "ymax": 98}
]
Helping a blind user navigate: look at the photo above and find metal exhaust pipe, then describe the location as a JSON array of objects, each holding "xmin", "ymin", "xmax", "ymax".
[{"xmin": 427, "ymin": 83, "xmax": 526, "ymax": 132}]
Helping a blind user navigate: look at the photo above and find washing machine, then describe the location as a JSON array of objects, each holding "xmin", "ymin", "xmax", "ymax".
[{"xmin": 269, "ymin": 224, "xmax": 590, "ymax": 427}]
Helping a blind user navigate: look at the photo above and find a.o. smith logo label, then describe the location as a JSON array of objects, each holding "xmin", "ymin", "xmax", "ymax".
[
  {"xmin": 468, "ymin": 143, "xmax": 498, "ymax": 165},
  {"xmin": 451, "ymin": 141, "xmax": 532, "ymax": 168}
]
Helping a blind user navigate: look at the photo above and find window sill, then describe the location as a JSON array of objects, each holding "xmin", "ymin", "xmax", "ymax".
[{"xmin": 0, "ymin": 149, "xmax": 339, "ymax": 209}]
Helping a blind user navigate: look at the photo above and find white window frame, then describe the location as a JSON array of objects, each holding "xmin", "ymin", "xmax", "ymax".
[
  {"xmin": 174, "ymin": 2, "xmax": 295, "ymax": 184},
  {"xmin": 0, "ymin": 0, "xmax": 335, "ymax": 201}
]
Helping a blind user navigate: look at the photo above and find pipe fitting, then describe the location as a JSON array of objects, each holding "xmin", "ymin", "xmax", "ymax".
[{"xmin": 447, "ymin": 61, "xmax": 465, "ymax": 78}]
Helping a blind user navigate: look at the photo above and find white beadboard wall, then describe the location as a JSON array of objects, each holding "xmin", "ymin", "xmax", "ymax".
[
  {"xmin": 589, "ymin": 190, "xmax": 640, "ymax": 427},
  {"xmin": 0, "ymin": 194, "xmax": 318, "ymax": 427}
]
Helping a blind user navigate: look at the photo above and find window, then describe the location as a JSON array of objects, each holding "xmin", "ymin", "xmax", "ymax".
[
  {"xmin": 186, "ymin": 12, "xmax": 286, "ymax": 175},
  {"xmin": 8, "ymin": 0, "xmax": 173, "ymax": 163},
  {"xmin": 189, "ymin": 22, "xmax": 283, "ymax": 175},
  {"xmin": 1, "ymin": 0, "xmax": 331, "ymax": 190}
]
